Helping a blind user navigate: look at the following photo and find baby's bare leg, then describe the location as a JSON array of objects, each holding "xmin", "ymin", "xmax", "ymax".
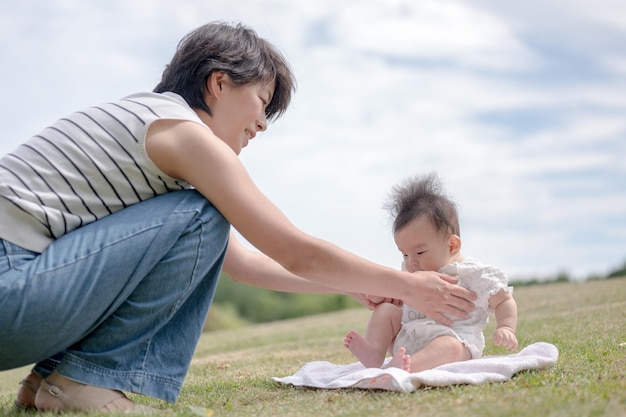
[
  {"xmin": 408, "ymin": 336, "xmax": 471, "ymax": 373},
  {"xmin": 344, "ymin": 303, "xmax": 402, "ymax": 368},
  {"xmin": 344, "ymin": 330, "xmax": 384, "ymax": 368}
]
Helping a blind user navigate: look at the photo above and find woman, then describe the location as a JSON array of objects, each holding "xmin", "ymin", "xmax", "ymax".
[{"xmin": 0, "ymin": 21, "xmax": 475, "ymax": 413}]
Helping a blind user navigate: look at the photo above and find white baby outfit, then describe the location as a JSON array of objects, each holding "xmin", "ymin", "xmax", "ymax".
[{"xmin": 393, "ymin": 257, "xmax": 512, "ymax": 359}]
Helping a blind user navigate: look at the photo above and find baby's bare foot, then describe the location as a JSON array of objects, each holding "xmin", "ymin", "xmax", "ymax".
[
  {"xmin": 344, "ymin": 330, "xmax": 385, "ymax": 368},
  {"xmin": 384, "ymin": 347, "xmax": 411, "ymax": 372}
]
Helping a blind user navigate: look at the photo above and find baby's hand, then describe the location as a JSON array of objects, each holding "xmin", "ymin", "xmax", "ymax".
[
  {"xmin": 365, "ymin": 294, "xmax": 386, "ymax": 304},
  {"xmin": 493, "ymin": 327, "xmax": 518, "ymax": 350},
  {"xmin": 347, "ymin": 294, "xmax": 402, "ymax": 310},
  {"xmin": 365, "ymin": 294, "xmax": 403, "ymax": 307}
]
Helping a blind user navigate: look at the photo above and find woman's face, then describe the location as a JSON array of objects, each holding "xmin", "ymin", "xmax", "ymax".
[{"xmin": 205, "ymin": 74, "xmax": 274, "ymax": 155}]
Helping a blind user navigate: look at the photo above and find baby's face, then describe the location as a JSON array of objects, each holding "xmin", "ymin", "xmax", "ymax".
[{"xmin": 395, "ymin": 217, "xmax": 453, "ymax": 273}]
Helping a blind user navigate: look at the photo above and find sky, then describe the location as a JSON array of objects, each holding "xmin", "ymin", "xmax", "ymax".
[{"xmin": 1, "ymin": 0, "xmax": 625, "ymax": 281}]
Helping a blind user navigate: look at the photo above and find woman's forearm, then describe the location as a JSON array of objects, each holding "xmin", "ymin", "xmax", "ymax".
[{"xmin": 222, "ymin": 232, "xmax": 346, "ymax": 294}]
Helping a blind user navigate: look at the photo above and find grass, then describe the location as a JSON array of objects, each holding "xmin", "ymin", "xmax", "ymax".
[{"xmin": 1, "ymin": 277, "xmax": 625, "ymax": 417}]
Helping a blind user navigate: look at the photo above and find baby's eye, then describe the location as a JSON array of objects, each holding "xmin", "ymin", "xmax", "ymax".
[{"xmin": 416, "ymin": 251, "xmax": 426, "ymax": 256}]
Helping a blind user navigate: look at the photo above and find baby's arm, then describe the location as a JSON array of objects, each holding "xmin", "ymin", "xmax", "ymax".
[{"xmin": 489, "ymin": 289, "xmax": 518, "ymax": 350}]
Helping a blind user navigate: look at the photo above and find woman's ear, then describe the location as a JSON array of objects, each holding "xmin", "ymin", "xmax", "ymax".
[
  {"xmin": 449, "ymin": 234, "xmax": 462, "ymax": 256},
  {"xmin": 206, "ymin": 71, "xmax": 227, "ymax": 98}
]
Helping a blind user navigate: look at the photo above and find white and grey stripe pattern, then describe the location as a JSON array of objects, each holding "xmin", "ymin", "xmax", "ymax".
[{"xmin": 0, "ymin": 92, "xmax": 197, "ymax": 246}]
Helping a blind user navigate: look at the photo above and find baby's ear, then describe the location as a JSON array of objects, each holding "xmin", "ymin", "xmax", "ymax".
[{"xmin": 449, "ymin": 234, "xmax": 461, "ymax": 255}]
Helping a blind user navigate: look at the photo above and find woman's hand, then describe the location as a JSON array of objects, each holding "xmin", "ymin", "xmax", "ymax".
[{"xmin": 405, "ymin": 271, "xmax": 476, "ymax": 326}]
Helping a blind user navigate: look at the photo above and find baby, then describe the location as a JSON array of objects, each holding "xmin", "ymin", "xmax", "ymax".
[{"xmin": 344, "ymin": 173, "xmax": 518, "ymax": 372}]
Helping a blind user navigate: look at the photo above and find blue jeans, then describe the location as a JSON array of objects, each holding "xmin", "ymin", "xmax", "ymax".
[{"xmin": 0, "ymin": 190, "xmax": 229, "ymax": 402}]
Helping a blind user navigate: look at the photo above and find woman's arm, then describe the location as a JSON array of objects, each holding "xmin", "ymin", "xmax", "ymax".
[
  {"xmin": 145, "ymin": 120, "xmax": 476, "ymax": 325},
  {"xmin": 224, "ymin": 231, "xmax": 389, "ymax": 309},
  {"xmin": 224, "ymin": 230, "xmax": 343, "ymax": 293}
]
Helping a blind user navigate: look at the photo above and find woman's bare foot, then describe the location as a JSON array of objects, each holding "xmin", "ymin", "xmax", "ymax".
[
  {"xmin": 383, "ymin": 347, "xmax": 411, "ymax": 371},
  {"xmin": 35, "ymin": 372, "xmax": 156, "ymax": 413},
  {"xmin": 14, "ymin": 371, "xmax": 43, "ymax": 409},
  {"xmin": 344, "ymin": 330, "xmax": 386, "ymax": 368}
]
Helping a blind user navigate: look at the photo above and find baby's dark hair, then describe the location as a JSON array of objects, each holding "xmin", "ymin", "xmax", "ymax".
[
  {"xmin": 154, "ymin": 21, "xmax": 296, "ymax": 121},
  {"xmin": 384, "ymin": 172, "xmax": 460, "ymax": 237}
]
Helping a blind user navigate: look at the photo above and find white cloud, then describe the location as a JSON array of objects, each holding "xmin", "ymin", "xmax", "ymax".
[
  {"xmin": 332, "ymin": 0, "xmax": 540, "ymax": 71},
  {"xmin": 601, "ymin": 56, "xmax": 626, "ymax": 75}
]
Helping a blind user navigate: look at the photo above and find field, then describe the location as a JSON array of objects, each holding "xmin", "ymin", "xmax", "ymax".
[{"xmin": 1, "ymin": 277, "xmax": 624, "ymax": 416}]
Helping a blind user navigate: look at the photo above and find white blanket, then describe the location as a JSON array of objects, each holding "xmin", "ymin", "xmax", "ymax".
[{"xmin": 273, "ymin": 342, "xmax": 558, "ymax": 392}]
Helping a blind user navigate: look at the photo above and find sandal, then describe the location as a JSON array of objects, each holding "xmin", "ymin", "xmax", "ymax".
[
  {"xmin": 14, "ymin": 372, "xmax": 43, "ymax": 410},
  {"xmin": 35, "ymin": 372, "xmax": 157, "ymax": 414}
]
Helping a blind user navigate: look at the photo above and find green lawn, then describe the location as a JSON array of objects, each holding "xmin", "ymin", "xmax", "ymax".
[{"xmin": 1, "ymin": 277, "xmax": 625, "ymax": 417}]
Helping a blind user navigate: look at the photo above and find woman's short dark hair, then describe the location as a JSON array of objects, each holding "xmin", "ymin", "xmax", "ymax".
[{"xmin": 154, "ymin": 21, "xmax": 296, "ymax": 121}]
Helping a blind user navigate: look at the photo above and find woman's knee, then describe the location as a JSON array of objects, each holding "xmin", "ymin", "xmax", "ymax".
[{"xmin": 176, "ymin": 190, "xmax": 230, "ymax": 240}]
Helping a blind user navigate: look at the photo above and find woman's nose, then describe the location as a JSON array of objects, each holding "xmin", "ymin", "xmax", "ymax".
[{"xmin": 257, "ymin": 114, "xmax": 268, "ymax": 132}]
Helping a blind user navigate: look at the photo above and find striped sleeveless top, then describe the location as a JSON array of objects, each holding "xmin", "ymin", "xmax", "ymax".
[{"xmin": 0, "ymin": 92, "xmax": 202, "ymax": 252}]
